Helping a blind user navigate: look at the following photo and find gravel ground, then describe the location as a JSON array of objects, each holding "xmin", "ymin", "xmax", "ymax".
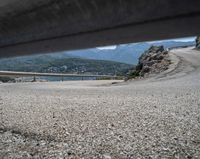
[{"xmin": 0, "ymin": 47, "xmax": 200, "ymax": 159}]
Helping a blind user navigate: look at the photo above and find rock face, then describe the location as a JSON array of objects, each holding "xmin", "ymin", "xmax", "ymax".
[
  {"xmin": 129, "ymin": 46, "xmax": 170, "ymax": 78},
  {"xmin": 196, "ymin": 36, "xmax": 200, "ymax": 49}
]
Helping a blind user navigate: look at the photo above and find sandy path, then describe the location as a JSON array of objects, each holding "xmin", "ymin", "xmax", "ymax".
[{"xmin": 0, "ymin": 48, "xmax": 200, "ymax": 159}]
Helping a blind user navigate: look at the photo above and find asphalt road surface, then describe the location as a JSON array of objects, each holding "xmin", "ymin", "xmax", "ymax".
[{"xmin": 0, "ymin": 47, "xmax": 200, "ymax": 159}]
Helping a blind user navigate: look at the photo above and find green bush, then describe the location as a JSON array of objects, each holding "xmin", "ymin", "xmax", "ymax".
[
  {"xmin": 96, "ymin": 77, "xmax": 113, "ymax": 80},
  {"xmin": 0, "ymin": 76, "xmax": 15, "ymax": 83},
  {"xmin": 126, "ymin": 71, "xmax": 140, "ymax": 80}
]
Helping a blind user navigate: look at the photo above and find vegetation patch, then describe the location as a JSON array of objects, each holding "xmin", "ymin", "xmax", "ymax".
[
  {"xmin": 0, "ymin": 57, "xmax": 133, "ymax": 77},
  {"xmin": 0, "ymin": 76, "xmax": 15, "ymax": 83}
]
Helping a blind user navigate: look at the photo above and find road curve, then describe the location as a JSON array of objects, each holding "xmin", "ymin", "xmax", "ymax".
[{"xmin": 0, "ymin": 47, "xmax": 200, "ymax": 158}]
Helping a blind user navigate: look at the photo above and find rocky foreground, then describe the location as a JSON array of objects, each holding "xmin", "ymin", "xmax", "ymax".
[{"xmin": 0, "ymin": 47, "xmax": 200, "ymax": 159}]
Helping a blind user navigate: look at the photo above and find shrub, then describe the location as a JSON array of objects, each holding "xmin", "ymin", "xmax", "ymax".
[{"xmin": 0, "ymin": 76, "xmax": 15, "ymax": 83}]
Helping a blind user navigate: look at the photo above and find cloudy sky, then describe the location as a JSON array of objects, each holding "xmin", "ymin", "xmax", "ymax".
[{"xmin": 97, "ymin": 36, "xmax": 196, "ymax": 50}]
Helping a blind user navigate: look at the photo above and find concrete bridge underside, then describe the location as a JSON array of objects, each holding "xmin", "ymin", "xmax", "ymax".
[{"xmin": 0, "ymin": 0, "xmax": 200, "ymax": 58}]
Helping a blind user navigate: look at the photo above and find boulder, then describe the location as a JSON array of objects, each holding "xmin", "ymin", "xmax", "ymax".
[
  {"xmin": 142, "ymin": 66, "xmax": 150, "ymax": 73},
  {"xmin": 132, "ymin": 45, "xmax": 170, "ymax": 77},
  {"xmin": 149, "ymin": 45, "xmax": 164, "ymax": 53}
]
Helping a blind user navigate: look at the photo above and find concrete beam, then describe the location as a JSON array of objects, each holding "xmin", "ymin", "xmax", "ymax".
[{"xmin": 0, "ymin": 0, "xmax": 200, "ymax": 58}]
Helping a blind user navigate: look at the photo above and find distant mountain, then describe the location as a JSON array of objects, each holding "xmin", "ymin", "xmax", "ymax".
[
  {"xmin": 63, "ymin": 41, "xmax": 195, "ymax": 64},
  {"xmin": 0, "ymin": 57, "xmax": 133, "ymax": 76},
  {"xmin": 0, "ymin": 40, "xmax": 194, "ymax": 75}
]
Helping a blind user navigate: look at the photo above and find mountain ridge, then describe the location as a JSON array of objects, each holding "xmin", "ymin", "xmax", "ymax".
[{"xmin": 63, "ymin": 41, "xmax": 195, "ymax": 64}]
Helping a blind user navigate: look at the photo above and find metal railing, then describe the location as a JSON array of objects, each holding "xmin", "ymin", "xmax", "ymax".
[{"xmin": 0, "ymin": 71, "xmax": 118, "ymax": 81}]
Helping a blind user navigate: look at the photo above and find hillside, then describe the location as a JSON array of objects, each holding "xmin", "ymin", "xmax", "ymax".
[
  {"xmin": 0, "ymin": 40, "xmax": 194, "ymax": 77},
  {"xmin": 63, "ymin": 40, "xmax": 195, "ymax": 64},
  {"xmin": 127, "ymin": 45, "xmax": 170, "ymax": 79},
  {"xmin": 0, "ymin": 57, "xmax": 133, "ymax": 76}
]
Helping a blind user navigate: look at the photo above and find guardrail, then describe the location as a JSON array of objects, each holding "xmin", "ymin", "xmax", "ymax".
[
  {"xmin": 0, "ymin": 71, "xmax": 118, "ymax": 81},
  {"xmin": 167, "ymin": 45, "xmax": 195, "ymax": 51}
]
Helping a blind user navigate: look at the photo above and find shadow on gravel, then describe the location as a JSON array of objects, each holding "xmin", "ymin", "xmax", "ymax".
[{"xmin": 0, "ymin": 127, "xmax": 57, "ymax": 142}]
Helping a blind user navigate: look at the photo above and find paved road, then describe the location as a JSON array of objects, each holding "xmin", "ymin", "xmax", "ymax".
[{"xmin": 0, "ymin": 47, "xmax": 200, "ymax": 159}]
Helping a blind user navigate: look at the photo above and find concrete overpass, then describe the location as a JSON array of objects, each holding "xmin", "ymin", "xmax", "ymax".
[{"xmin": 0, "ymin": 0, "xmax": 200, "ymax": 58}]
